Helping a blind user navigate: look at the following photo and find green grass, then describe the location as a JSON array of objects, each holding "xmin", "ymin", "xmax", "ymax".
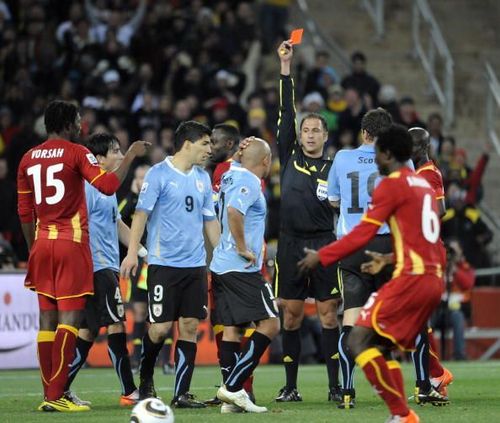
[{"xmin": 1, "ymin": 362, "xmax": 499, "ymax": 422}]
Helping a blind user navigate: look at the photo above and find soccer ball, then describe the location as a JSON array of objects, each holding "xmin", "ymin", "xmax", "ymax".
[{"xmin": 130, "ymin": 398, "xmax": 174, "ymax": 423}]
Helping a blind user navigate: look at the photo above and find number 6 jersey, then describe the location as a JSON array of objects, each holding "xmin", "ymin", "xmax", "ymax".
[{"xmin": 17, "ymin": 138, "xmax": 120, "ymax": 244}]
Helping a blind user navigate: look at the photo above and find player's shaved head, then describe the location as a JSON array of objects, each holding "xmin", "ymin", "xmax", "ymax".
[
  {"xmin": 409, "ymin": 127, "xmax": 430, "ymax": 163},
  {"xmin": 409, "ymin": 127, "xmax": 429, "ymax": 148},
  {"xmin": 240, "ymin": 137, "xmax": 271, "ymax": 166}
]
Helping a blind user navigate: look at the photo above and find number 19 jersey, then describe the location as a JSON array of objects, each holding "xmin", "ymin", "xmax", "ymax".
[{"xmin": 327, "ymin": 144, "xmax": 389, "ymax": 238}]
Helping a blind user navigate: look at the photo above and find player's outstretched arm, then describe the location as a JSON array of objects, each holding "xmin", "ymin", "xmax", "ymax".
[
  {"xmin": 113, "ymin": 141, "xmax": 151, "ymax": 184},
  {"xmin": 228, "ymin": 206, "xmax": 256, "ymax": 267},
  {"xmin": 276, "ymin": 40, "xmax": 297, "ymax": 164},
  {"xmin": 121, "ymin": 210, "xmax": 148, "ymax": 278}
]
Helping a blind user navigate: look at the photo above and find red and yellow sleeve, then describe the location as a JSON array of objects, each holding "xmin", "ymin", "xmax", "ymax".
[
  {"xmin": 17, "ymin": 157, "xmax": 35, "ymax": 223},
  {"xmin": 420, "ymin": 168, "xmax": 445, "ymax": 200},
  {"xmin": 75, "ymin": 145, "xmax": 120, "ymax": 194},
  {"xmin": 318, "ymin": 178, "xmax": 398, "ymax": 266}
]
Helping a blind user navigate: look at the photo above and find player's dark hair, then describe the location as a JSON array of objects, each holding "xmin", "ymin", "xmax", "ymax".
[
  {"xmin": 361, "ymin": 107, "xmax": 393, "ymax": 139},
  {"xmin": 44, "ymin": 100, "xmax": 79, "ymax": 135},
  {"xmin": 214, "ymin": 123, "xmax": 240, "ymax": 145},
  {"xmin": 300, "ymin": 113, "xmax": 328, "ymax": 132},
  {"xmin": 351, "ymin": 51, "xmax": 366, "ymax": 63},
  {"xmin": 376, "ymin": 124, "xmax": 413, "ymax": 162},
  {"xmin": 86, "ymin": 133, "xmax": 120, "ymax": 157},
  {"xmin": 174, "ymin": 120, "xmax": 212, "ymax": 151}
]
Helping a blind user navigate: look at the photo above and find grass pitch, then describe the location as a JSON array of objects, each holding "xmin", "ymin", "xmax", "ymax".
[{"xmin": 1, "ymin": 361, "xmax": 499, "ymax": 422}]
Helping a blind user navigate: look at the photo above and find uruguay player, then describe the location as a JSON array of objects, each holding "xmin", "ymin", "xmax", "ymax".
[
  {"xmin": 211, "ymin": 138, "xmax": 279, "ymax": 414},
  {"xmin": 64, "ymin": 133, "xmax": 148, "ymax": 408},
  {"xmin": 121, "ymin": 121, "xmax": 220, "ymax": 408},
  {"xmin": 327, "ymin": 108, "xmax": 393, "ymax": 409}
]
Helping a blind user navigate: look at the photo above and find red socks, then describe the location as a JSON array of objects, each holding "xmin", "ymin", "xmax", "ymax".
[
  {"xmin": 37, "ymin": 330, "xmax": 55, "ymax": 397},
  {"xmin": 46, "ymin": 324, "xmax": 78, "ymax": 401},
  {"xmin": 356, "ymin": 348, "xmax": 409, "ymax": 417}
]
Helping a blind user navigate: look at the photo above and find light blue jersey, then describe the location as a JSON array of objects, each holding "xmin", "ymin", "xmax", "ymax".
[
  {"xmin": 210, "ymin": 165, "xmax": 266, "ymax": 274},
  {"xmin": 85, "ymin": 182, "xmax": 120, "ymax": 272},
  {"xmin": 136, "ymin": 157, "xmax": 216, "ymax": 268},
  {"xmin": 328, "ymin": 144, "xmax": 389, "ymax": 237}
]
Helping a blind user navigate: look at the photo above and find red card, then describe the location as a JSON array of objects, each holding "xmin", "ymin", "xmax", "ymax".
[{"xmin": 290, "ymin": 28, "xmax": 304, "ymax": 45}]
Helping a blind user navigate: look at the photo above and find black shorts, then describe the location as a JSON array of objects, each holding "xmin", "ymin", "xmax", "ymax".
[
  {"xmin": 212, "ymin": 271, "xmax": 278, "ymax": 326},
  {"xmin": 339, "ymin": 235, "xmax": 393, "ymax": 310},
  {"xmin": 147, "ymin": 265, "xmax": 207, "ymax": 323},
  {"xmin": 130, "ymin": 259, "xmax": 148, "ymax": 303},
  {"xmin": 81, "ymin": 269, "xmax": 126, "ymax": 334},
  {"xmin": 274, "ymin": 232, "xmax": 341, "ymax": 301}
]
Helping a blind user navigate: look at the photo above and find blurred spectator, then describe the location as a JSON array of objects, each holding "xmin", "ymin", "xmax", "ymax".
[
  {"xmin": 427, "ymin": 112, "xmax": 444, "ymax": 158},
  {"xmin": 85, "ymin": 0, "xmax": 147, "ymax": 48},
  {"xmin": 395, "ymin": 96, "xmax": 426, "ymax": 129},
  {"xmin": 259, "ymin": 0, "xmax": 290, "ymax": 54},
  {"xmin": 304, "ymin": 50, "xmax": 340, "ymax": 99},
  {"xmin": 341, "ymin": 51, "xmax": 380, "ymax": 108},
  {"xmin": 442, "ymin": 182, "xmax": 493, "ymax": 269},
  {"xmin": 336, "ymin": 86, "xmax": 367, "ymax": 147},
  {"xmin": 377, "ymin": 84, "xmax": 399, "ymax": 121},
  {"xmin": 433, "ymin": 239, "xmax": 475, "ymax": 360}
]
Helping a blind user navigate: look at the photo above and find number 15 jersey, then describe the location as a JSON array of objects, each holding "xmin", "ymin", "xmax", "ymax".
[{"xmin": 17, "ymin": 138, "xmax": 120, "ymax": 244}]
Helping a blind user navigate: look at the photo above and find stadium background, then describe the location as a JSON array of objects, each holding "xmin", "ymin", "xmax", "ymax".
[{"xmin": 1, "ymin": 0, "xmax": 500, "ymax": 370}]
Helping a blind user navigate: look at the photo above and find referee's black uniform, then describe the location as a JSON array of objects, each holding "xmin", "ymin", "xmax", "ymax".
[{"xmin": 273, "ymin": 75, "xmax": 340, "ymax": 301}]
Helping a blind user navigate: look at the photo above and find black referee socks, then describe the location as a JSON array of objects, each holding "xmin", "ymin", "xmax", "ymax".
[
  {"xmin": 282, "ymin": 329, "xmax": 301, "ymax": 389},
  {"xmin": 322, "ymin": 327, "xmax": 340, "ymax": 388},
  {"xmin": 225, "ymin": 331, "xmax": 271, "ymax": 393},
  {"xmin": 108, "ymin": 332, "xmax": 137, "ymax": 396},
  {"xmin": 220, "ymin": 341, "xmax": 240, "ymax": 384}
]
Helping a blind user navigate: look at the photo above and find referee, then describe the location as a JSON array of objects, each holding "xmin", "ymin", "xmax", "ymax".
[{"xmin": 274, "ymin": 40, "xmax": 341, "ymax": 403}]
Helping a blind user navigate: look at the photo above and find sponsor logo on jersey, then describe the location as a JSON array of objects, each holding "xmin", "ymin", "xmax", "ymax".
[{"xmin": 240, "ymin": 186, "xmax": 249, "ymax": 195}]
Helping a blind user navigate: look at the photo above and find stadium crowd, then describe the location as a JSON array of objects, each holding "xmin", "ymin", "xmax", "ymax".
[{"xmin": 0, "ymin": 0, "xmax": 493, "ymax": 273}]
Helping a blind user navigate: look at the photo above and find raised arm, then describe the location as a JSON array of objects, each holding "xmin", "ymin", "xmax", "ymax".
[
  {"xmin": 276, "ymin": 40, "xmax": 298, "ymax": 164},
  {"xmin": 125, "ymin": 0, "xmax": 147, "ymax": 34}
]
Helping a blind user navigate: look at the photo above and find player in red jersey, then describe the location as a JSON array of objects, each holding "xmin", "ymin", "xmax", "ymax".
[
  {"xmin": 409, "ymin": 128, "xmax": 453, "ymax": 403},
  {"xmin": 17, "ymin": 100, "xmax": 149, "ymax": 412},
  {"xmin": 299, "ymin": 124, "xmax": 444, "ymax": 423},
  {"xmin": 362, "ymin": 128, "xmax": 452, "ymax": 405}
]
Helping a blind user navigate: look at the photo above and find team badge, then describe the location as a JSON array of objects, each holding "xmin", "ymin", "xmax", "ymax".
[
  {"xmin": 117, "ymin": 304, "xmax": 124, "ymax": 318},
  {"xmin": 196, "ymin": 179, "xmax": 204, "ymax": 193},
  {"xmin": 316, "ymin": 180, "xmax": 328, "ymax": 201},
  {"xmin": 141, "ymin": 182, "xmax": 149, "ymax": 193},
  {"xmin": 152, "ymin": 304, "xmax": 163, "ymax": 317}
]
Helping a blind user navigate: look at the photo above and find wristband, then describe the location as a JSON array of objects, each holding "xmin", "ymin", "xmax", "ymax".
[{"xmin": 138, "ymin": 246, "xmax": 148, "ymax": 258}]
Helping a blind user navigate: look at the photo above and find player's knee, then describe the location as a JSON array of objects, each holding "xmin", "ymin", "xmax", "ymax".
[
  {"xmin": 149, "ymin": 322, "xmax": 171, "ymax": 343},
  {"xmin": 282, "ymin": 306, "xmax": 303, "ymax": 330},
  {"xmin": 107, "ymin": 322, "xmax": 125, "ymax": 335},
  {"xmin": 178, "ymin": 318, "xmax": 199, "ymax": 340},
  {"xmin": 318, "ymin": 310, "xmax": 338, "ymax": 328}
]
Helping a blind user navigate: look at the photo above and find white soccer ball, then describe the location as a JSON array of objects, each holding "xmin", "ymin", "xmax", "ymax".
[{"xmin": 130, "ymin": 398, "xmax": 174, "ymax": 423}]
